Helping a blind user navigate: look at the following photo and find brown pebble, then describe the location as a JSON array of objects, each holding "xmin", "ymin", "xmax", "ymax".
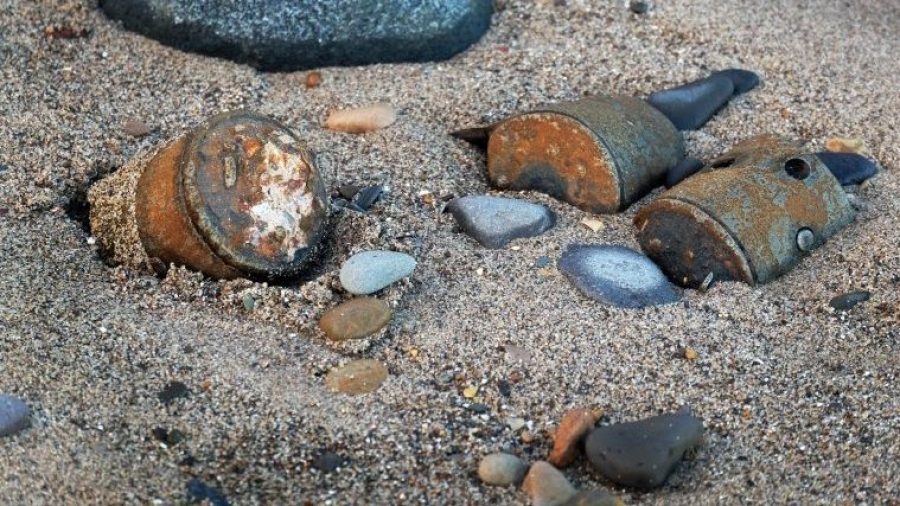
[
  {"xmin": 318, "ymin": 298, "xmax": 391, "ymax": 341},
  {"xmin": 325, "ymin": 104, "xmax": 397, "ymax": 133},
  {"xmin": 325, "ymin": 359, "xmax": 388, "ymax": 395},
  {"xmin": 305, "ymin": 71, "xmax": 322, "ymax": 88},
  {"xmin": 825, "ymin": 137, "xmax": 866, "ymax": 154},
  {"xmin": 122, "ymin": 118, "xmax": 151, "ymax": 137},
  {"xmin": 521, "ymin": 461, "xmax": 577, "ymax": 506},
  {"xmin": 548, "ymin": 407, "xmax": 600, "ymax": 468}
]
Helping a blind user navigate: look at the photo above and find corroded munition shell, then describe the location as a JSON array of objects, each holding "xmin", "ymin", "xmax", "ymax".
[
  {"xmin": 134, "ymin": 110, "xmax": 328, "ymax": 279},
  {"xmin": 487, "ymin": 95, "xmax": 684, "ymax": 213},
  {"xmin": 634, "ymin": 134, "xmax": 855, "ymax": 288}
]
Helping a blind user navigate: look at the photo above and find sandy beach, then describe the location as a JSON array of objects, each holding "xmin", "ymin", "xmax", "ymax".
[{"xmin": 0, "ymin": 0, "xmax": 898, "ymax": 504}]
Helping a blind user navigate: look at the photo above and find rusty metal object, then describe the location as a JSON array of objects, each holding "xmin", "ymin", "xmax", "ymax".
[
  {"xmin": 634, "ymin": 134, "xmax": 855, "ymax": 287},
  {"xmin": 135, "ymin": 110, "xmax": 328, "ymax": 279},
  {"xmin": 486, "ymin": 95, "xmax": 684, "ymax": 213}
]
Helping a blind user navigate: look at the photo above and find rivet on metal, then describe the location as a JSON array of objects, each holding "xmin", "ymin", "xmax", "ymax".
[{"xmin": 796, "ymin": 228, "xmax": 815, "ymax": 252}]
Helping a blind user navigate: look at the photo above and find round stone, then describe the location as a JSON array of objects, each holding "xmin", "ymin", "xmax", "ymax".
[
  {"xmin": 478, "ymin": 453, "xmax": 527, "ymax": 486},
  {"xmin": 182, "ymin": 111, "xmax": 328, "ymax": 278},
  {"xmin": 325, "ymin": 360, "xmax": 389, "ymax": 395},
  {"xmin": 339, "ymin": 251, "xmax": 417, "ymax": 295},
  {"xmin": 319, "ymin": 298, "xmax": 392, "ymax": 341},
  {"xmin": 521, "ymin": 461, "xmax": 578, "ymax": 506},
  {"xmin": 0, "ymin": 394, "xmax": 30, "ymax": 437}
]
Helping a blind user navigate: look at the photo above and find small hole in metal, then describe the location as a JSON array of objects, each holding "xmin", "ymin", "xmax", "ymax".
[
  {"xmin": 710, "ymin": 157, "xmax": 735, "ymax": 168},
  {"xmin": 785, "ymin": 158, "xmax": 811, "ymax": 180}
]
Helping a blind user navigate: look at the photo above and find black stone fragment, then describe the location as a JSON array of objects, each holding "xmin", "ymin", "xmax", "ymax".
[
  {"xmin": 585, "ymin": 412, "xmax": 703, "ymax": 489},
  {"xmin": 829, "ymin": 290, "xmax": 871, "ymax": 311},
  {"xmin": 312, "ymin": 452, "xmax": 348, "ymax": 473},
  {"xmin": 647, "ymin": 73, "xmax": 735, "ymax": 130},
  {"xmin": 338, "ymin": 185, "xmax": 361, "ymax": 201},
  {"xmin": 187, "ymin": 478, "xmax": 230, "ymax": 506},
  {"xmin": 712, "ymin": 68, "xmax": 761, "ymax": 94},
  {"xmin": 665, "ymin": 157, "xmax": 705, "ymax": 187},
  {"xmin": 450, "ymin": 125, "xmax": 494, "ymax": 150},
  {"xmin": 352, "ymin": 185, "xmax": 384, "ymax": 211},
  {"xmin": 158, "ymin": 381, "xmax": 190, "ymax": 404},
  {"xmin": 99, "ymin": 0, "xmax": 494, "ymax": 72},
  {"xmin": 816, "ymin": 152, "xmax": 879, "ymax": 185},
  {"xmin": 629, "ymin": 0, "xmax": 650, "ymax": 14}
]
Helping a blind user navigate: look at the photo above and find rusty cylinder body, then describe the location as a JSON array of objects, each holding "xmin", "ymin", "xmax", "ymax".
[
  {"xmin": 634, "ymin": 134, "xmax": 855, "ymax": 288},
  {"xmin": 487, "ymin": 95, "xmax": 684, "ymax": 214}
]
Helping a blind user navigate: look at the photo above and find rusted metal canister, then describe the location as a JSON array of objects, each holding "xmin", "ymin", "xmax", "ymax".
[
  {"xmin": 487, "ymin": 95, "xmax": 684, "ymax": 213},
  {"xmin": 633, "ymin": 134, "xmax": 855, "ymax": 288},
  {"xmin": 91, "ymin": 110, "xmax": 328, "ymax": 280}
]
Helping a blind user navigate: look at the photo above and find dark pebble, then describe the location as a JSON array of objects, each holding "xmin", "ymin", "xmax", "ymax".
[
  {"xmin": 497, "ymin": 379, "xmax": 512, "ymax": 397},
  {"xmin": 816, "ymin": 152, "xmax": 879, "ymax": 185},
  {"xmin": 352, "ymin": 185, "xmax": 384, "ymax": 211},
  {"xmin": 829, "ymin": 290, "xmax": 871, "ymax": 311},
  {"xmin": 665, "ymin": 157, "xmax": 705, "ymax": 187},
  {"xmin": 338, "ymin": 185, "xmax": 361, "ymax": 200},
  {"xmin": 0, "ymin": 394, "xmax": 30, "ymax": 437},
  {"xmin": 712, "ymin": 68, "xmax": 761, "ymax": 94},
  {"xmin": 313, "ymin": 452, "xmax": 348, "ymax": 473},
  {"xmin": 629, "ymin": 0, "xmax": 650, "ymax": 14},
  {"xmin": 647, "ymin": 73, "xmax": 735, "ymax": 130},
  {"xmin": 100, "ymin": 0, "xmax": 493, "ymax": 71},
  {"xmin": 187, "ymin": 478, "xmax": 230, "ymax": 506},
  {"xmin": 158, "ymin": 381, "xmax": 190, "ymax": 404},
  {"xmin": 585, "ymin": 412, "xmax": 704, "ymax": 489},
  {"xmin": 450, "ymin": 125, "xmax": 493, "ymax": 149}
]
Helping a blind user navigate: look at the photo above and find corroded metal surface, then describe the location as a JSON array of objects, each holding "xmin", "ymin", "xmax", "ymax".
[
  {"xmin": 487, "ymin": 95, "xmax": 683, "ymax": 213},
  {"xmin": 135, "ymin": 111, "xmax": 328, "ymax": 280},
  {"xmin": 635, "ymin": 134, "xmax": 855, "ymax": 287}
]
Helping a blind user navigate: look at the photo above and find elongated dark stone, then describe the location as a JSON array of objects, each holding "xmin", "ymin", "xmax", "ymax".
[
  {"xmin": 665, "ymin": 157, "xmax": 704, "ymax": 187},
  {"xmin": 647, "ymin": 74, "xmax": 735, "ymax": 130},
  {"xmin": 816, "ymin": 152, "xmax": 879, "ymax": 185},
  {"xmin": 450, "ymin": 125, "xmax": 494, "ymax": 149},
  {"xmin": 712, "ymin": 68, "xmax": 760, "ymax": 94}
]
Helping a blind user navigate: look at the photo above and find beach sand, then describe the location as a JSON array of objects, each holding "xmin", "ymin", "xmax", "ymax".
[{"xmin": 0, "ymin": 0, "xmax": 898, "ymax": 504}]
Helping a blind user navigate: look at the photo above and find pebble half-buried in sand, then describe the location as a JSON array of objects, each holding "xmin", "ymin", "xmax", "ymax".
[{"xmin": 88, "ymin": 111, "xmax": 328, "ymax": 280}]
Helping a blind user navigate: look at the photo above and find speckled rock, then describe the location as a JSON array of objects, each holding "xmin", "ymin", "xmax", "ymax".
[
  {"xmin": 339, "ymin": 251, "xmax": 416, "ymax": 295},
  {"xmin": 558, "ymin": 245, "xmax": 681, "ymax": 308},
  {"xmin": 447, "ymin": 195, "xmax": 556, "ymax": 249},
  {"xmin": 548, "ymin": 408, "xmax": 600, "ymax": 468},
  {"xmin": 585, "ymin": 412, "xmax": 704, "ymax": 489},
  {"xmin": 521, "ymin": 461, "xmax": 578, "ymax": 506},
  {"xmin": 319, "ymin": 298, "xmax": 391, "ymax": 341},
  {"xmin": 99, "ymin": 0, "xmax": 494, "ymax": 71},
  {"xmin": 325, "ymin": 360, "xmax": 388, "ymax": 395},
  {"xmin": 0, "ymin": 394, "xmax": 30, "ymax": 437},
  {"xmin": 478, "ymin": 453, "xmax": 527, "ymax": 486},
  {"xmin": 561, "ymin": 490, "xmax": 625, "ymax": 506}
]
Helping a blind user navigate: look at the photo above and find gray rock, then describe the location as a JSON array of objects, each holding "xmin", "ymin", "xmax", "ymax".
[
  {"xmin": 448, "ymin": 195, "xmax": 555, "ymax": 249},
  {"xmin": 340, "ymin": 251, "xmax": 416, "ymax": 295},
  {"xmin": 478, "ymin": 453, "xmax": 527, "ymax": 486},
  {"xmin": 584, "ymin": 412, "xmax": 704, "ymax": 489},
  {"xmin": 0, "ymin": 394, "xmax": 30, "ymax": 437},
  {"xmin": 561, "ymin": 490, "xmax": 624, "ymax": 506},
  {"xmin": 100, "ymin": 0, "xmax": 494, "ymax": 71},
  {"xmin": 521, "ymin": 461, "xmax": 578, "ymax": 506},
  {"xmin": 558, "ymin": 245, "xmax": 680, "ymax": 308}
]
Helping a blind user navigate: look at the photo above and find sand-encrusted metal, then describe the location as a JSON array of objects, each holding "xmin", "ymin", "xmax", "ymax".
[{"xmin": 634, "ymin": 134, "xmax": 855, "ymax": 287}]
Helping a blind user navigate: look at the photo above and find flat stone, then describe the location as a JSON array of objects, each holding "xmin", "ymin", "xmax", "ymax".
[
  {"xmin": 548, "ymin": 408, "xmax": 600, "ymax": 468},
  {"xmin": 521, "ymin": 461, "xmax": 578, "ymax": 506},
  {"xmin": 0, "ymin": 394, "xmax": 30, "ymax": 437},
  {"xmin": 447, "ymin": 195, "xmax": 555, "ymax": 249},
  {"xmin": 340, "ymin": 251, "xmax": 416, "ymax": 295},
  {"xmin": 319, "ymin": 298, "xmax": 391, "ymax": 341},
  {"xmin": 665, "ymin": 157, "xmax": 704, "ymax": 188},
  {"xmin": 647, "ymin": 73, "xmax": 735, "ymax": 130},
  {"xmin": 325, "ymin": 360, "xmax": 388, "ymax": 395},
  {"xmin": 558, "ymin": 245, "xmax": 681, "ymax": 308},
  {"xmin": 829, "ymin": 290, "xmax": 871, "ymax": 311},
  {"xmin": 561, "ymin": 490, "xmax": 625, "ymax": 506},
  {"xmin": 100, "ymin": 0, "xmax": 494, "ymax": 71},
  {"xmin": 584, "ymin": 412, "xmax": 704, "ymax": 489},
  {"xmin": 478, "ymin": 453, "xmax": 527, "ymax": 486},
  {"xmin": 816, "ymin": 152, "xmax": 879, "ymax": 185}
]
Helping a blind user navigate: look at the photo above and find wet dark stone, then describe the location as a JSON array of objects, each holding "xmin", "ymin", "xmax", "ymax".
[
  {"xmin": 665, "ymin": 157, "xmax": 704, "ymax": 187},
  {"xmin": 647, "ymin": 73, "xmax": 735, "ymax": 130},
  {"xmin": 829, "ymin": 290, "xmax": 871, "ymax": 311},
  {"xmin": 187, "ymin": 478, "xmax": 230, "ymax": 506},
  {"xmin": 451, "ymin": 125, "xmax": 493, "ymax": 149},
  {"xmin": 313, "ymin": 452, "xmax": 348, "ymax": 473},
  {"xmin": 585, "ymin": 412, "xmax": 704, "ymax": 489},
  {"xmin": 712, "ymin": 68, "xmax": 761, "ymax": 94},
  {"xmin": 158, "ymin": 381, "xmax": 190, "ymax": 404},
  {"xmin": 447, "ymin": 195, "xmax": 556, "ymax": 249},
  {"xmin": 816, "ymin": 152, "xmax": 879, "ymax": 185},
  {"xmin": 100, "ymin": 0, "xmax": 494, "ymax": 71}
]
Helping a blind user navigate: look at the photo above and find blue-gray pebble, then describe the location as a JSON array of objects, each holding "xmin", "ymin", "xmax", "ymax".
[
  {"xmin": 340, "ymin": 251, "xmax": 417, "ymax": 295},
  {"xmin": 100, "ymin": 0, "xmax": 493, "ymax": 71},
  {"xmin": 448, "ymin": 195, "xmax": 555, "ymax": 249},
  {"xmin": 559, "ymin": 245, "xmax": 681, "ymax": 308},
  {"xmin": 647, "ymin": 73, "xmax": 735, "ymax": 130},
  {"xmin": 585, "ymin": 412, "xmax": 704, "ymax": 489},
  {"xmin": 0, "ymin": 394, "xmax": 30, "ymax": 437},
  {"xmin": 816, "ymin": 152, "xmax": 879, "ymax": 185}
]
